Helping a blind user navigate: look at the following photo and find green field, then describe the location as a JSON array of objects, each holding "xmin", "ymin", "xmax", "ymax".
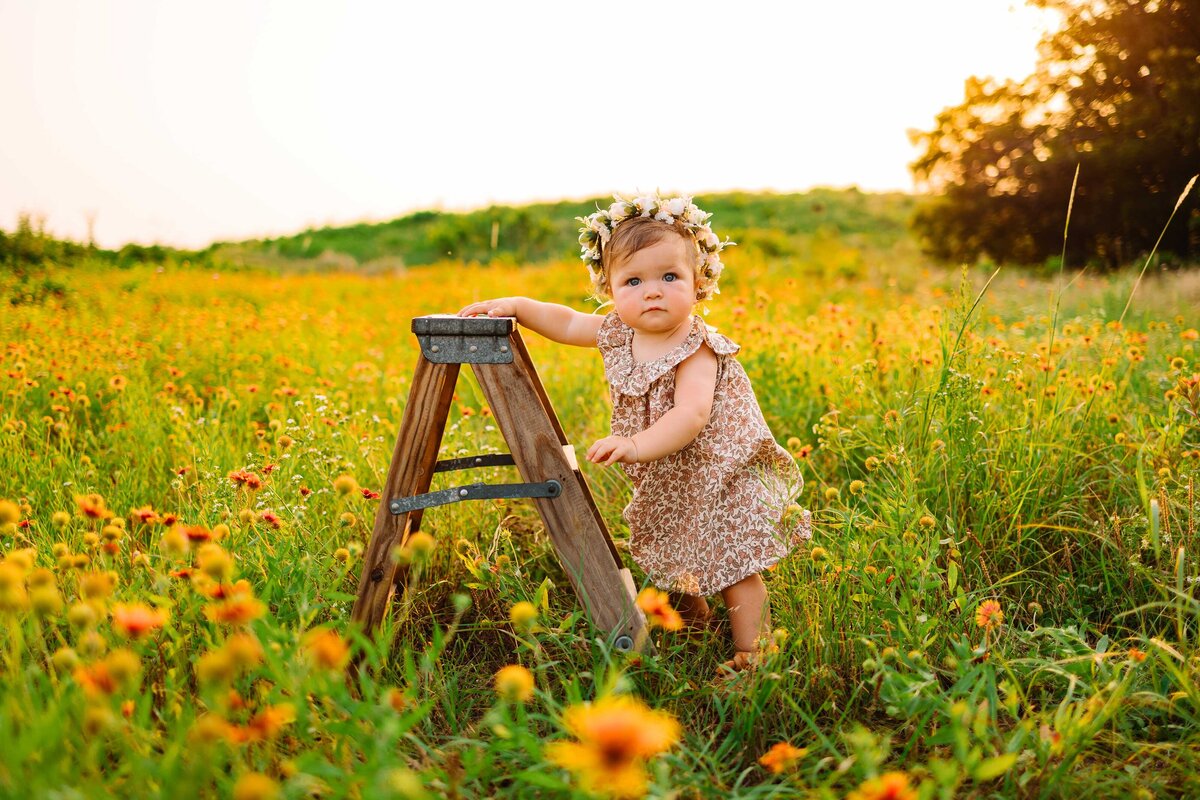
[{"xmin": 2, "ymin": 194, "xmax": 1200, "ymax": 798}]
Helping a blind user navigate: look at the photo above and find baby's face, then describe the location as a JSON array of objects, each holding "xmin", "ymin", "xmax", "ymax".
[{"xmin": 608, "ymin": 236, "xmax": 696, "ymax": 336}]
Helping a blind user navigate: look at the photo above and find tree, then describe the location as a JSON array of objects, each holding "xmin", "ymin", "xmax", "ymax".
[{"xmin": 910, "ymin": 0, "xmax": 1200, "ymax": 267}]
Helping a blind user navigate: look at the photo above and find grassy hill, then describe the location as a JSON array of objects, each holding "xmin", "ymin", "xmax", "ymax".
[{"xmin": 199, "ymin": 188, "xmax": 916, "ymax": 273}]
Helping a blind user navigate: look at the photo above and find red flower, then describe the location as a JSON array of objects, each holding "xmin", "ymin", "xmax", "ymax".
[{"xmin": 361, "ymin": 488, "xmax": 381, "ymax": 500}]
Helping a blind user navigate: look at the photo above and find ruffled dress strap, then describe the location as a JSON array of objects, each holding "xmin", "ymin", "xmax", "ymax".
[{"xmin": 597, "ymin": 312, "xmax": 740, "ymax": 397}]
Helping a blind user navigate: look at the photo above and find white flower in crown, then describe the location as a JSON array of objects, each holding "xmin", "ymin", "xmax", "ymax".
[{"xmin": 576, "ymin": 192, "xmax": 735, "ymax": 301}]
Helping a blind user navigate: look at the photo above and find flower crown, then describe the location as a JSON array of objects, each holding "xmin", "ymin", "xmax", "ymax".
[{"xmin": 576, "ymin": 193, "xmax": 734, "ymax": 301}]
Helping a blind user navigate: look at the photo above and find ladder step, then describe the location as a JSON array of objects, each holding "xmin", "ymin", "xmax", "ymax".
[{"xmin": 388, "ymin": 479, "xmax": 562, "ymax": 515}]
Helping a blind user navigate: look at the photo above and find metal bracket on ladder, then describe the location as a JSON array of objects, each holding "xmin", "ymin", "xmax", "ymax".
[{"xmin": 388, "ymin": 478, "xmax": 562, "ymax": 515}]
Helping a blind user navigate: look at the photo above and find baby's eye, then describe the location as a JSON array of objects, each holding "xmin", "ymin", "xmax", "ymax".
[
  {"xmin": 626, "ymin": 277, "xmax": 641, "ymax": 286},
  {"xmin": 663, "ymin": 273, "xmax": 677, "ymax": 282}
]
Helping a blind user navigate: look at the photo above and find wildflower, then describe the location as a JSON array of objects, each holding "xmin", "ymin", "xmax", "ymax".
[
  {"xmin": 52, "ymin": 647, "xmax": 80, "ymax": 672},
  {"xmin": 396, "ymin": 531, "xmax": 436, "ymax": 564},
  {"xmin": 509, "ymin": 601, "xmax": 538, "ymax": 631},
  {"xmin": 847, "ymin": 771, "xmax": 918, "ymax": 800},
  {"xmin": 1128, "ymin": 647, "xmax": 1147, "ymax": 663},
  {"xmin": 333, "ymin": 474, "xmax": 359, "ymax": 496},
  {"xmin": 360, "ymin": 488, "xmax": 381, "ymax": 500},
  {"xmin": 244, "ymin": 703, "xmax": 295, "ymax": 741},
  {"xmin": 196, "ymin": 649, "xmax": 237, "ymax": 685},
  {"xmin": 111, "ymin": 603, "xmax": 169, "ymax": 638},
  {"xmin": 918, "ymin": 515, "xmax": 936, "ymax": 530},
  {"xmin": 83, "ymin": 705, "xmax": 116, "ymax": 737},
  {"xmin": 51, "ymin": 511, "xmax": 71, "ymax": 528},
  {"xmin": 849, "ymin": 480, "xmax": 866, "ymax": 495},
  {"xmin": 197, "ymin": 543, "xmax": 234, "ymax": 581},
  {"xmin": 179, "ymin": 524, "xmax": 214, "ymax": 543},
  {"xmin": 334, "ymin": 547, "xmax": 350, "ymax": 563},
  {"xmin": 79, "ymin": 570, "xmax": 116, "ymax": 600},
  {"xmin": 883, "ymin": 409, "xmax": 900, "ymax": 428},
  {"xmin": 205, "ymin": 595, "xmax": 266, "ymax": 626},
  {"xmin": 546, "ymin": 694, "xmax": 680, "ymax": 800},
  {"xmin": 636, "ymin": 588, "xmax": 683, "ymax": 631},
  {"xmin": 824, "ymin": 487, "xmax": 840, "ymax": 502},
  {"xmin": 339, "ymin": 512, "xmax": 357, "ymax": 528},
  {"xmin": 758, "ymin": 741, "xmax": 808, "ymax": 774},
  {"xmin": 129, "ymin": 506, "xmax": 158, "ymax": 527},
  {"xmin": 974, "ymin": 599, "xmax": 1004, "ymax": 631},
  {"xmin": 0, "ymin": 500, "xmax": 19, "ymax": 525},
  {"xmin": 258, "ymin": 510, "xmax": 282, "ymax": 529},
  {"xmin": 302, "ymin": 627, "xmax": 351, "ymax": 672},
  {"xmin": 75, "ymin": 493, "xmax": 110, "ymax": 520},
  {"xmin": 494, "ymin": 664, "xmax": 536, "ymax": 703},
  {"xmin": 810, "ymin": 546, "xmax": 829, "ymax": 561},
  {"xmin": 865, "ymin": 456, "xmax": 880, "ymax": 471},
  {"xmin": 30, "ymin": 584, "xmax": 63, "ymax": 616},
  {"xmin": 232, "ymin": 773, "xmax": 280, "ymax": 800}
]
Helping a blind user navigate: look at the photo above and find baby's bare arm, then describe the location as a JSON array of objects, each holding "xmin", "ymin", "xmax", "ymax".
[
  {"xmin": 457, "ymin": 297, "xmax": 602, "ymax": 347},
  {"xmin": 630, "ymin": 344, "xmax": 718, "ymax": 462}
]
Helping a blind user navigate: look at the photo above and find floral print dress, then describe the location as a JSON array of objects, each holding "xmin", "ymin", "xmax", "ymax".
[{"xmin": 597, "ymin": 312, "xmax": 811, "ymax": 596}]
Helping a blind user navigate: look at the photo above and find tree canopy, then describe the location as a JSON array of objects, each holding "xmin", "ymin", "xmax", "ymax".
[{"xmin": 910, "ymin": 0, "xmax": 1200, "ymax": 267}]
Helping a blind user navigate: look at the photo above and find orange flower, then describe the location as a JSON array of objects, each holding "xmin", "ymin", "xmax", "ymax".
[
  {"xmin": 129, "ymin": 506, "xmax": 159, "ymax": 526},
  {"xmin": 1128, "ymin": 647, "xmax": 1147, "ymax": 663},
  {"xmin": 74, "ymin": 493, "xmax": 110, "ymax": 520},
  {"xmin": 179, "ymin": 524, "xmax": 213, "ymax": 543},
  {"xmin": 974, "ymin": 599, "xmax": 1004, "ymax": 631},
  {"xmin": 847, "ymin": 771, "xmax": 918, "ymax": 800},
  {"xmin": 546, "ymin": 695, "xmax": 679, "ymax": 799},
  {"xmin": 205, "ymin": 595, "xmax": 266, "ymax": 626},
  {"xmin": 636, "ymin": 588, "xmax": 683, "ymax": 631},
  {"xmin": 758, "ymin": 741, "xmax": 808, "ymax": 774},
  {"xmin": 111, "ymin": 603, "xmax": 169, "ymax": 638},
  {"xmin": 243, "ymin": 703, "xmax": 295, "ymax": 741},
  {"xmin": 302, "ymin": 628, "xmax": 351, "ymax": 672}
]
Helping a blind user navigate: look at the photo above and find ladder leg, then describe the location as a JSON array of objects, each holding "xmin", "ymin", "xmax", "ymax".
[
  {"xmin": 351, "ymin": 356, "xmax": 459, "ymax": 634},
  {"xmin": 472, "ymin": 336, "xmax": 649, "ymax": 650}
]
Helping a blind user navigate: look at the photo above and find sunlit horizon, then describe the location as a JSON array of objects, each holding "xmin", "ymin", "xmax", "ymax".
[{"xmin": 0, "ymin": 1, "xmax": 1056, "ymax": 250}]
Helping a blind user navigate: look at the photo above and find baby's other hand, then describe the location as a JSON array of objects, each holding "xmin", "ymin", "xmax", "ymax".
[
  {"xmin": 586, "ymin": 435, "xmax": 638, "ymax": 467},
  {"xmin": 458, "ymin": 298, "xmax": 519, "ymax": 318}
]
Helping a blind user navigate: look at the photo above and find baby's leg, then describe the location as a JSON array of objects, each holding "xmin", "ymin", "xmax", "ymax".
[
  {"xmin": 720, "ymin": 573, "xmax": 770, "ymax": 653},
  {"xmin": 670, "ymin": 592, "xmax": 712, "ymax": 626}
]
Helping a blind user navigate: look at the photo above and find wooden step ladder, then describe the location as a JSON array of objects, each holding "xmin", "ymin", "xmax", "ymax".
[{"xmin": 350, "ymin": 314, "xmax": 648, "ymax": 652}]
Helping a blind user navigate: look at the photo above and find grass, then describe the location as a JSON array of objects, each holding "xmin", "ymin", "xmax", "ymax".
[{"xmin": 0, "ymin": 242, "xmax": 1198, "ymax": 798}]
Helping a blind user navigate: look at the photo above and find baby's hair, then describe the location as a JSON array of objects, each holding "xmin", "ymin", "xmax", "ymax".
[{"xmin": 598, "ymin": 217, "xmax": 701, "ymax": 299}]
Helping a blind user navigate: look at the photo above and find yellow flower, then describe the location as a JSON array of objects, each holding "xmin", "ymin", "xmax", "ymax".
[
  {"xmin": 636, "ymin": 588, "xmax": 683, "ymax": 631},
  {"xmin": 758, "ymin": 741, "xmax": 808, "ymax": 774},
  {"xmin": 332, "ymin": 474, "xmax": 359, "ymax": 496},
  {"xmin": 847, "ymin": 771, "xmax": 918, "ymax": 800},
  {"xmin": 494, "ymin": 664, "xmax": 535, "ymax": 703},
  {"xmin": 233, "ymin": 772, "xmax": 279, "ymax": 800},
  {"xmin": 824, "ymin": 487, "xmax": 840, "ymax": 502},
  {"xmin": 302, "ymin": 627, "xmax": 351, "ymax": 672},
  {"xmin": 546, "ymin": 695, "xmax": 680, "ymax": 800},
  {"xmin": 975, "ymin": 599, "xmax": 1004, "ymax": 631},
  {"xmin": 0, "ymin": 500, "xmax": 20, "ymax": 525},
  {"xmin": 810, "ymin": 546, "xmax": 829, "ymax": 562},
  {"xmin": 509, "ymin": 601, "xmax": 538, "ymax": 631},
  {"xmin": 849, "ymin": 480, "xmax": 866, "ymax": 495},
  {"xmin": 918, "ymin": 515, "xmax": 936, "ymax": 530}
]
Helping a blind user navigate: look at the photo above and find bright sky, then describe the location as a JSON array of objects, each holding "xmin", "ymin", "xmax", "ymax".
[{"xmin": 0, "ymin": 1, "xmax": 1055, "ymax": 249}]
